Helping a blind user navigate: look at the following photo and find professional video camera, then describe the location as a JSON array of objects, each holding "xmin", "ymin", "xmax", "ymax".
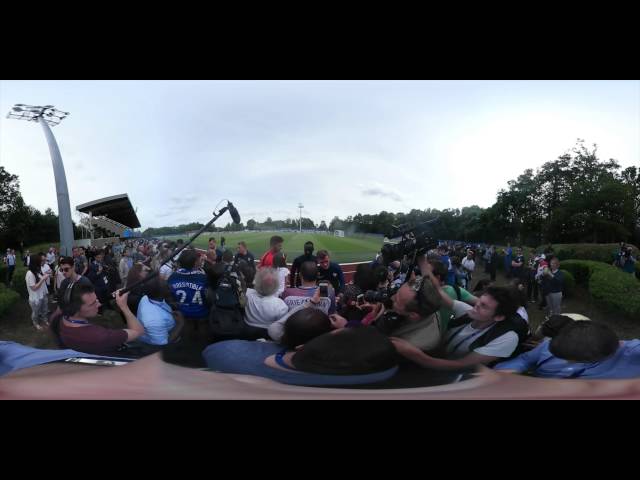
[
  {"xmin": 362, "ymin": 286, "xmax": 398, "ymax": 309},
  {"xmin": 380, "ymin": 219, "xmax": 439, "ymax": 266}
]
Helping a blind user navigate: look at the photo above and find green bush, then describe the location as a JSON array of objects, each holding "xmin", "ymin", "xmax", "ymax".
[
  {"xmin": 560, "ymin": 269, "xmax": 575, "ymax": 295},
  {"xmin": 0, "ymin": 264, "xmax": 28, "ymax": 299},
  {"xmin": 535, "ymin": 243, "xmax": 639, "ymax": 264},
  {"xmin": 0, "ymin": 284, "xmax": 20, "ymax": 318},
  {"xmin": 561, "ymin": 260, "xmax": 640, "ymax": 319}
]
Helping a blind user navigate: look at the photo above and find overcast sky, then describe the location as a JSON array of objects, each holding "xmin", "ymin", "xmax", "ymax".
[{"xmin": 1, "ymin": 80, "xmax": 638, "ymax": 229}]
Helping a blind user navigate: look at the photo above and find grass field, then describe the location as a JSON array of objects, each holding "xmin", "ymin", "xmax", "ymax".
[{"xmin": 159, "ymin": 232, "xmax": 383, "ymax": 264}]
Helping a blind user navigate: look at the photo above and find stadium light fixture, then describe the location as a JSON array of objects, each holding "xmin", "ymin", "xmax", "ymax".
[{"xmin": 6, "ymin": 103, "xmax": 74, "ymax": 256}]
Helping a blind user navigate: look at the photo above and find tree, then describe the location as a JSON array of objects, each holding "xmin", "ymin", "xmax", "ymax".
[
  {"xmin": 319, "ymin": 220, "xmax": 328, "ymax": 231},
  {"xmin": 246, "ymin": 219, "xmax": 257, "ymax": 231}
]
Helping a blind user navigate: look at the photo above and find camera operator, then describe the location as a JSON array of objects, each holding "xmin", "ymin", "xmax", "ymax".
[
  {"xmin": 368, "ymin": 265, "xmax": 443, "ymax": 353},
  {"xmin": 390, "ymin": 257, "xmax": 529, "ymax": 371}
]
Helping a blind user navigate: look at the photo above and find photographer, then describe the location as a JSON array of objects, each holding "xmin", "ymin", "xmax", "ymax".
[
  {"xmin": 390, "ymin": 257, "xmax": 529, "ymax": 371},
  {"xmin": 370, "ymin": 267, "xmax": 443, "ymax": 353}
]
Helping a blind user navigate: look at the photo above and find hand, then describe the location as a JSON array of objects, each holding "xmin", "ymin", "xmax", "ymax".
[
  {"xmin": 418, "ymin": 255, "xmax": 433, "ymax": 277},
  {"xmin": 114, "ymin": 289, "xmax": 129, "ymax": 310},
  {"xmin": 329, "ymin": 313, "xmax": 348, "ymax": 329},
  {"xmin": 390, "ymin": 337, "xmax": 423, "ymax": 359}
]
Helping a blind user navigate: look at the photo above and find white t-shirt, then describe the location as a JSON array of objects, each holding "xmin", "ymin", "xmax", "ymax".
[
  {"xmin": 275, "ymin": 267, "xmax": 290, "ymax": 297},
  {"xmin": 444, "ymin": 300, "xmax": 518, "ymax": 359},
  {"xmin": 244, "ymin": 288, "xmax": 289, "ymax": 329},
  {"xmin": 25, "ymin": 271, "xmax": 48, "ymax": 302},
  {"xmin": 461, "ymin": 257, "xmax": 475, "ymax": 273}
]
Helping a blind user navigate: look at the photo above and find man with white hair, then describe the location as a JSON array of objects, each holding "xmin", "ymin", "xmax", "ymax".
[{"xmin": 243, "ymin": 268, "xmax": 288, "ymax": 337}]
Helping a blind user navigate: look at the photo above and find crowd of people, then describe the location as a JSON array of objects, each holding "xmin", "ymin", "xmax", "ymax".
[{"xmin": 2, "ymin": 234, "xmax": 640, "ymax": 386}]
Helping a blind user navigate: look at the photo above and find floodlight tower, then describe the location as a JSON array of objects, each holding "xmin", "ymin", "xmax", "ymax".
[
  {"xmin": 298, "ymin": 203, "xmax": 304, "ymax": 233},
  {"xmin": 7, "ymin": 104, "xmax": 74, "ymax": 256}
]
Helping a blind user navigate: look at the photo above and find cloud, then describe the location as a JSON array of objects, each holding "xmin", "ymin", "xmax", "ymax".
[{"xmin": 360, "ymin": 184, "xmax": 403, "ymax": 202}]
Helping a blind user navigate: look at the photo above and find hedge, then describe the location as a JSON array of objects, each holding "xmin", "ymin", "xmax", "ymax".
[
  {"xmin": 560, "ymin": 269, "xmax": 575, "ymax": 295},
  {"xmin": 535, "ymin": 243, "xmax": 639, "ymax": 265},
  {"xmin": 561, "ymin": 260, "xmax": 640, "ymax": 319},
  {"xmin": 0, "ymin": 284, "xmax": 20, "ymax": 318},
  {"xmin": 0, "ymin": 265, "xmax": 28, "ymax": 299}
]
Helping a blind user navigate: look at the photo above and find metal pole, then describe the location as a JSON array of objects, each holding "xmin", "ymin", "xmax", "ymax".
[{"xmin": 38, "ymin": 117, "xmax": 75, "ymax": 257}]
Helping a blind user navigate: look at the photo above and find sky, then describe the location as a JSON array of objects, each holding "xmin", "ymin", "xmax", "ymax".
[{"xmin": 0, "ymin": 80, "xmax": 638, "ymax": 230}]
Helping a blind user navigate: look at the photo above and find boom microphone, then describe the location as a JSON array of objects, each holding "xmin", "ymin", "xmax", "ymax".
[{"xmin": 228, "ymin": 202, "xmax": 241, "ymax": 224}]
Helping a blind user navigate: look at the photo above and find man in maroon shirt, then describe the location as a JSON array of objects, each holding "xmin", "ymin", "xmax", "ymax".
[{"xmin": 53, "ymin": 283, "xmax": 145, "ymax": 355}]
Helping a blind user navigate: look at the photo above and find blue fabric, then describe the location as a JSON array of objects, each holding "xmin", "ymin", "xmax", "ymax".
[
  {"xmin": 137, "ymin": 296, "xmax": 176, "ymax": 345},
  {"xmin": 168, "ymin": 268, "xmax": 209, "ymax": 318},
  {"xmin": 203, "ymin": 340, "xmax": 399, "ymax": 386},
  {"xmin": 0, "ymin": 341, "xmax": 120, "ymax": 376},
  {"xmin": 494, "ymin": 339, "xmax": 640, "ymax": 379}
]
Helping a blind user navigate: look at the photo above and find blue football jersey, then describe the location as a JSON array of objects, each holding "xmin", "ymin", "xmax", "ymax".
[{"xmin": 167, "ymin": 268, "xmax": 209, "ymax": 318}]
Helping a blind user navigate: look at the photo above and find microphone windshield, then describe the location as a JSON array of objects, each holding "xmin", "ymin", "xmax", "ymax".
[{"xmin": 228, "ymin": 202, "xmax": 241, "ymax": 224}]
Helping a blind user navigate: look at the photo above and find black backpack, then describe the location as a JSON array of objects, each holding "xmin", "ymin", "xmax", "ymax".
[{"xmin": 208, "ymin": 266, "xmax": 247, "ymax": 339}]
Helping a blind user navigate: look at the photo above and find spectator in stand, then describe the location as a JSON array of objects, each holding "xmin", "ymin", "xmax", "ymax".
[
  {"xmin": 273, "ymin": 252, "xmax": 290, "ymax": 297},
  {"xmin": 125, "ymin": 263, "xmax": 153, "ymax": 317},
  {"xmin": 281, "ymin": 261, "xmax": 336, "ymax": 315},
  {"xmin": 243, "ymin": 267, "xmax": 288, "ymax": 338},
  {"xmin": 437, "ymin": 245, "xmax": 456, "ymax": 286},
  {"xmin": 259, "ymin": 235, "xmax": 284, "ymax": 268},
  {"xmin": 73, "ymin": 247, "xmax": 88, "ymax": 276},
  {"xmin": 46, "ymin": 247, "xmax": 56, "ymax": 269},
  {"xmin": 4, "ymin": 248, "xmax": 16, "ymax": 286},
  {"xmin": 511, "ymin": 247, "xmax": 525, "ymax": 282},
  {"xmin": 208, "ymin": 237, "xmax": 223, "ymax": 262},
  {"xmin": 316, "ymin": 250, "xmax": 345, "ymax": 294},
  {"xmin": 52, "ymin": 285, "xmax": 145, "ymax": 356},
  {"xmin": 494, "ymin": 320, "xmax": 640, "ymax": 379},
  {"xmin": 614, "ymin": 245, "xmax": 637, "ymax": 274},
  {"xmin": 53, "ymin": 255, "xmax": 66, "ymax": 301},
  {"xmin": 25, "ymin": 254, "xmax": 51, "ymax": 331},
  {"xmin": 119, "ymin": 249, "xmax": 133, "ymax": 288},
  {"xmin": 136, "ymin": 276, "xmax": 185, "ymax": 347},
  {"xmin": 289, "ymin": 241, "xmax": 316, "ymax": 288},
  {"xmin": 39, "ymin": 252, "xmax": 53, "ymax": 295},
  {"xmin": 236, "ymin": 260, "xmax": 256, "ymax": 289},
  {"xmin": 541, "ymin": 257, "xmax": 564, "ymax": 316},
  {"xmin": 428, "ymin": 259, "xmax": 477, "ymax": 332},
  {"xmin": 167, "ymin": 249, "xmax": 209, "ymax": 334},
  {"xmin": 203, "ymin": 326, "xmax": 398, "ymax": 387},
  {"xmin": 233, "ymin": 241, "xmax": 256, "ymax": 270},
  {"xmin": 503, "ymin": 243, "xmax": 513, "ymax": 278},
  {"xmin": 460, "ymin": 249, "xmax": 476, "ymax": 290}
]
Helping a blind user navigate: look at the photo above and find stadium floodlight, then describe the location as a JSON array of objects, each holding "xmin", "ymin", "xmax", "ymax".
[
  {"xmin": 298, "ymin": 203, "xmax": 304, "ymax": 233},
  {"xmin": 6, "ymin": 103, "xmax": 74, "ymax": 256}
]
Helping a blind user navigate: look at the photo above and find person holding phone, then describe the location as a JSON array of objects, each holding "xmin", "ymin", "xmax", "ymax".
[
  {"xmin": 26, "ymin": 254, "xmax": 51, "ymax": 331},
  {"xmin": 281, "ymin": 261, "xmax": 336, "ymax": 314},
  {"xmin": 316, "ymin": 250, "xmax": 345, "ymax": 294}
]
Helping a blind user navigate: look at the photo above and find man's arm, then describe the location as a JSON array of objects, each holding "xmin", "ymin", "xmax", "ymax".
[
  {"xmin": 168, "ymin": 310, "xmax": 185, "ymax": 343},
  {"xmin": 114, "ymin": 290, "xmax": 145, "ymax": 342},
  {"xmin": 391, "ymin": 337, "xmax": 500, "ymax": 370},
  {"xmin": 417, "ymin": 257, "xmax": 454, "ymax": 309}
]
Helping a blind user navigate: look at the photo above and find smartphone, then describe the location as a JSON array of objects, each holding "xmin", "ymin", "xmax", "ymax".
[
  {"xmin": 319, "ymin": 282, "xmax": 329, "ymax": 297},
  {"xmin": 356, "ymin": 294, "xmax": 365, "ymax": 306}
]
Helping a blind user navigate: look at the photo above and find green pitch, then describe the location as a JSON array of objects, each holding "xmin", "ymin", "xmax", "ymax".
[{"xmin": 160, "ymin": 232, "xmax": 383, "ymax": 264}]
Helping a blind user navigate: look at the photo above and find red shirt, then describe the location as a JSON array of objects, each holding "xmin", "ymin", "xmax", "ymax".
[
  {"xmin": 60, "ymin": 321, "xmax": 128, "ymax": 355},
  {"xmin": 259, "ymin": 250, "xmax": 276, "ymax": 268}
]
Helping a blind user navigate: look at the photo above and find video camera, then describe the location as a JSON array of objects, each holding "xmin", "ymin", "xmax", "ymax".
[
  {"xmin": 362, "ymin": 286, "xmax": 398, "ymax": 309},
  {"xmin": 380, "ymin": 219, "xmax": 439, "ymax": 266}
]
